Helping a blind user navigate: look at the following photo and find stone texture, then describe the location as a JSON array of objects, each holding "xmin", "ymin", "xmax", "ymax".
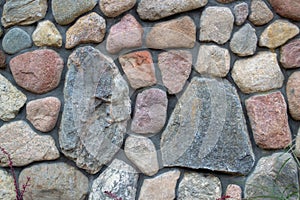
[
  {"xmin": 10, "ymin": 49, "xmax": 64, "ymax": 94},
  {"xmin": 225, "ymin": 184, "xmax": 242, "ymax": 200},
  {"xmin": 280, "ymin": 39, "xmax": 300, "ymax": 69},
  {"xmin": 161, "ymin": 77, "xmax": 255, "ymax": 175},
  {"xmin": 0, "ymin": 50, "xmax": 6, "ymax": 68},
  {"xmin": 216, "ymin": 0, "xmax": 236, "ymax": 3},
  {"xmin": 178, "ymin": 172, "xmax": 222, "ymax": 200},
  {"xmin": 146, "ymin": 16, "xmax": 196, "ymax": 49},
  {"xmin": 119, "ymin": 51, "xmax": 156, "ymax": 89},
  {"xmin": 100, "ymin": 0, "xmax": 136, "ymax": 17},
  {"xmin": 106, "ymin": 14, "xmax": 143, "ymax": 54},
  {"xmin": 59, "ymin": 46, "xmax": 131, "ymax": 174},
  {"xmin": 249, "ymin": 0, "xmax": 273, "ymax": 26},
  {"xmin": 52, "ymin": 0, "xmax": 97, "ymax": 25},
  {"xmin": 26, "ymin": 97, "xmax": 61, "ymax": 132},
  {"xmin": 230, "ymin": 23, "xmax": 257, "ymax": 56},
  {"xmin": 125, "ymin": 135, "xmax": 159, "ymax": 176},
  {"xmin": 245, "ymin": 153, "xmax": 299, "ymax": 200},
  {"xmin": 286, "ymin": 71, "xmax": 300, "ymax": 120},
  {"xmin": 195, "ymin": 44, "xmax": 230, "ymax": 77},
  {"xmin": 269, "ymin": 0, "xmax": 300, "ymax": 21},
  {"xmin": 89, "ymin": 159, "xmax": 138, "ymax": 200},
  {"xmin": 66, "ymin": 12, "xmax": 106, "ymax": 49},
  {"xmin": 137, "ymin": 0, "xmax": 207, "ymax": 21},
  {"xmin": 231, "ymin": 51, "xmax": 284, "ymax": 94},
  {"xmin": 32, "ymin": 20, "xmax": 62, "ymax": 47},
  {"xmin": 2, "ymin": 28, "xmax": 32, "ymax": 54},
  {"xmin": 0, "ymin": 121, "xmax": 59, "ymax": 167},
  {"xmin": 294, "ymin": 128, "xmax": 300, "ymax": 158},
  {"xmin": 0, "ymin": 168, "xmax": 14, "ymax": 200},
  {"xmin": 0, "ymin": 74, "xmax": 26, "ymax": 121},
  {"xmin": 19, "ymin": 163, "xmax": 89, "ymax": 200},
  {"xmin": 158, "ymin": 50, "xmax": 192, "ymax": 94},
  {"xmin": 246, "ymin": 91, "xmax": 292, "ymax": 149},
  {"xmin": 131, "ymin": 88, "xmax": 167, "ymax": 134},
  {"xmin": 259, "ymin": 20, "xmax": 299, "ymax": 49},
  {"xmin": 139, "ymin": 170, "xmax": 180, "ymax": 200},
  {"xmin": 234, "ymin": 2, "xmax": 248, "ymax": 26},
  {"xmin": 1, "ymin": 0, "xmax": 47, "ymax": 27}
]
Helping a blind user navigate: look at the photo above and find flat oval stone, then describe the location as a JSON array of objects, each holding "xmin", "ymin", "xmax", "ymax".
[
  {"xmin": 2, "ymin": 28, "xmax": 32, "ymax": 54},
  {"xmin": 100, "ymin": 0, "xmax": 136, "ymax": 17},
  {"xmin": 269, "ymin": 0, "xmax": 300, "ymax": 21},
  {"xmin": 280, "ymin": 39, "xmax": 300, "ymax": 69},
  {"xmin": 9, "ymin": 49, "xmax": 64, "ymax": 94},
  {"xmin": 286, "ymin": 71, "xmax": 300, "ymax": 120},
  {"xmin": 0, "ymin": 168, "xmax": 15, "ymax": 200},
  {"xmin": 249, "ymin": 0, "xmax": 273, "ymax": 26},
  {"xmin": 32, "ymin": 20, "xmax": 62, "ymax": 47},
  {"xmin": 234, "ymin": 2, "xmax": 249, "ymax": 26}
]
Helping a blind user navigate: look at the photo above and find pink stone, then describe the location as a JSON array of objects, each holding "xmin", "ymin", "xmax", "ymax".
[
  {"xmin": 9, "ymin": 49, "xmax": 64, "ymax": 94},
  {"xmin": 286, "ymin": 71, "xmax": 300, "ymax": 120},
  {"xmin": 225, "ymin": 184, "xmax": 242, "ymax": 200},
  {"xmin": 26, "ymin": 97, "xmax": 61, "ymax": 132},
  {"xmin": 280, "ymin": 39, "xmax": 300, "ymax": 69},
  {"xmin": 269, "ymin": 0, "xmax": 300, "ymax": 21},
  {"xmin": 246, "ymin": 91, "xmax": 292, "ymax": 149}
]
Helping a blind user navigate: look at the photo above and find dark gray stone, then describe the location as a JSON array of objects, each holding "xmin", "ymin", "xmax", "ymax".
[
  {"xmin": 59, "ymin": 46, "xmax": 131, "ymax": 174},
  {"xmin": 160, "ymin": 77, "xmax": 255, "ymax": 175},
  {"xmin": 2, "ymin": 28, "xmax": 32, "ymax": 54}
]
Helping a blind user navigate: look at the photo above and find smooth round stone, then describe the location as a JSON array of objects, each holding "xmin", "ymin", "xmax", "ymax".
[
  {"xmin": 100, "ymin": 0, "xmax": 136, "ymax": 17},
  {"xmin": 2, "ymin": 28, "xmax": 32, "ymax": 54}
]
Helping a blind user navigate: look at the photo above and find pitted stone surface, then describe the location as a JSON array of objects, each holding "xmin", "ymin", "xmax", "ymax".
[
  {"xmin": 286, "ymin": 71, "xmax": 300, "ymax": 120},
  {"xmin": 160, "ymin": 77, "xmax": 255, "ymax": 175},
  {"xmin": 226, "ymin": 184, "xmax": 242, "ymax": 200},
  {"xmin": 137, "ymin": 0, "xmax": 208, "ymax": 21},
  {"xmin": 1, "ymin": 0, "xmax": 48, "ymax": 27},
  {"xmin": 2, "ymin": 28, "xmax": 32, "ymax": 54},
  {"xmin": 280, "ymin": 39, "xmax": 300, "ymax": 69},
  {"xmin": 231, "ymin": 51, "xmax": 284, "ymax": 94},
  {"xmin": 146, "ymin": 16, "xmax": 196, "ymax": 49},
  {"xmin": 59, "ymin": 46, "xmax": 131, "ymax": 174},
  {"xmin": 234, "ymin": 2, "xmax": 248, "ymax": 26},
  {"xmin": 0, "ymin": 50, "xmax": 6, "ymax": 68},
  {"xmin": 89, "ymin": 159, "xmax": 138, "ymax": 200},
  {"xmin": 0, "ymin": 121, "xmax": 59, "ymax": 167},
  {"xmin": 246, "ymin": 91, "xmax": 292, "ymax": 149},
  {"xmin": 19, "ymin": 163, "xmax": 89, "ymax": 200},
  {"xmin": 66, "ymin": 12, "xmax": 106, "ymax": 49},
  {"xmin": 0, "ymin": 74, "xmax": 27, "ymax": 121},
  {"xmin": 195, "ymin": 44, "xmax": 230, "ymax": 77},
  {"xmin": 249, "ymin": 0, "xmax": 273, "ymax": 26},
  {"xmin": 269, "ymin": 0, "xmax": 300, "ymax": 21},
  {"xmin": 100, "ymin": 0, "xmax": 136, "ymax": 17},
  {"xmin": 0, "ymin": 169, "xmax": 14, "ymax": 200},
  {"xmin": 199, "ymin": 7, "xmax": 234, "ymax": 44},
  {"xmin": 9, "ymin": 49, "xmax": 64, "ymax": 94}
]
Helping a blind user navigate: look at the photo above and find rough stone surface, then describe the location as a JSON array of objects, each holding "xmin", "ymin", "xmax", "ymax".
[
  {"xmin": 100, "ymin": 0, "xmax": 136, "ymax": 17},
  {"xmin": 131, "ymin": 88, "xmax": 167, "ymax": 134},
  {"xmin": 178, "ymin": 172, "xmax": 222, "ymax": 200},
  {"xmin": 0, "ymin": 121, "xmax": 59, "ymax": 167},
  {"xmin": 230, "ymin": 23, "xmax": 257, "ymax": 56},
  {"xmin": 52, "ymin": 0, "xmax": 97, "ymax": 25},
  {"xmin": 137, "ymin": 0, "xmax": 207, "ymax": 21},
  {"xmin": 59, "ymin": 46, "xmax": 131, "ymax": 174},
  {"xmin": 1, "ymin": 0, "xmax": 48, "ymax": 27},
  {"xmin": 158, "ymin": 50, "xmax": 192, "ymax": 94},
  {"xmin": 199, "ymin": 7, "xmax": 234, "ymax": 44},
  {"xmin": 160, "ymin": 77, "xmax": 255, "ymax": 175},
  {"xmin": 125, "ymin": 135, "xmax": 159, "ymax": 176},
  {"xmin": 231, "ymin": 51, "xmax": 284, "ymax": 94},
  {"xmin": 233, "ymin": 2, "xmax": 248, "ymax": 26},
  {"xmin": 269, "ymin": 0, "xmax": 300, "ymax": 21},
  {"xmin": 216, "ymin": 0, "xmax": 236, "ymax": 3},
  {"xmin": 19, "ymin": 163, "xmax": 89, "ymax": 200},
  {"xmin": 249, "ymin": 0, "xmax": 273, "ymax": 26},
  {"xmin": 2, "ymin": 28, "xmax": 32, "ymax": 54},
  {"xmin": 0, "ymin": 168, "xmax": 14, "ymax": 200},
  {"xmin": 106, "ymin": 14, "xmax": 143, "ymax": 54},
  {"xmin": 89, "ymin": 159, "xmax": 138, "ymax": 200},
  {"xmin": 0, "ymin": 74, "xmax": 27, "ymax": 121},
  {"xmin": 280, "ymin": 39, "xmax": 300, "ymax": 69},
  {"xmin": 32, "ymin": 20, "xmax": 62, "ymax": 47},
  {"xmin": 146, "ymin": 16, "xmax": 196, "ymax": 49},
  {"xmin": 294, "ymin": 128, "xmax": 300, "ymax": 158},
  {"xmin": 66, "ymin": 12, "xmax": 106, "ymax": 49},
  {"xmin": 195, "ymin": 44, "xmax": 230, "ymax": 77},
  {"xmin": 0, "ymin": 50, "xmax": 6, "ymax": 68},
  {"xmin": 246, "ymin": 91, "xmax": 292, "ymax": 149},
  {"xmin": 9, "ymin": 49, "xmax": 64, "ymax": 94},
  {"xmin": 226, "ymin": 184, "xmax": 242, "ymax": 200},
  {"xmin": 139, "ymin": 170, "xmax": 180, "ymax": 200},
  {"xmin": 259, "ymin": 20, "xmax": 299, "ymax": 49},
  {"xmin": 286, "ymin": 71, "xmax": 300, "ymax": 120},
  {"xmin": 26, "ymin": 97, "xmax": 61, "ymax": 132},
  {"xmin": 245, "ymin": 153, "xmax": 299, "ymax": 200},
  {"xmin": 119, "ymin": 51, "xmax": 156, "ymax": 89}
]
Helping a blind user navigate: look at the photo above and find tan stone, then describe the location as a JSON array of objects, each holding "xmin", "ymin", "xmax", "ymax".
[
  {"xmin": 100, "ymin": 0, "xmax": 136, "ymax": 17},
  {"xmin": 0, "ymin": 169, "xmax": 14, "ymax": 200},
  {"xmin": 226, "ymin": 184, "xmax": 242, "ymax": 200},
  {"xmin": 286, "ymin": 71, "xmax": 300, "ymax": 120},
  {"xmin": 294, "ymin": 128, "xmax": 300, "ymax": 158},
  {"xmin": 32, "ymin": 20, "xmax": 62, "ymax": 47},
  {"xmin": 249, "ymin": 0, "xmax": 273, "ymax": 26}
]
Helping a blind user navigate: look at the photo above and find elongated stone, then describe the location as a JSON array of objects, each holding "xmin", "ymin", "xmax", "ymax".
[
  {"xmin": 234, "ymin": 3, "xmax": 248, "ymax": 26},
  {"xmin": 286, "ymin": 71, "xmax": 300, "ymax": 120},
  {"xmin": 0, "ymin": 168, "xmax": 14, "ymax": 200},
  {"xmin": 100, "ymin": 0, "xmax": 136, "ymax": 17},
  {"xmin": 59, "ymin": 46, "xmax": 131, "ymax": 174},
  {"xmin": 269, "ymin": 0, "xmax": 300, "ymax": 21},
  {"xmin": 160, "ymin": 77, "xmax": 255, "ymax": 175}
]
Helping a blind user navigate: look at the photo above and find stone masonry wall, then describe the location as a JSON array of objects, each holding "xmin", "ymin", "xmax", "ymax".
[{"xmin": 0, "ymin": 0, "xmax": 300, "ymax": 199}]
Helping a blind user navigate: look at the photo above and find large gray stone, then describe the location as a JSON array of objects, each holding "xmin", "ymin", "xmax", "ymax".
[
  {"xmin": 2, "ymin": 28, "xmax": 32, "ymax": 54},
  {"xmin": 0, "ymin": 168, "xmax": 14, "ymax": 200},
  {"xmin": 59, "ymin": 46, "xmax": 131, "ymax": 174},
  {"xmin": 160, "ymin": 77, "xmax": 255, "ymax": 175}
]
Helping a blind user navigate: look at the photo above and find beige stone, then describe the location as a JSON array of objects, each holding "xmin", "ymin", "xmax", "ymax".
[
  {"xmin": 226, "ymin": 184, "xmax": 242, "ymax": 200},
  {"xmin": 32, "ymin": 20, "xmax": 62, "ymax": 47},
  {"xmin": 100, "ymin": 0, "xmax": 136, "ymax": 17},
  {"xmin": 0, "ymin": 169, "xmax": 14, "ymax": 200},
  {"xmin": 286, "ymin": 71, "xmax": 300, "ymax": 120},
  {"xmin": 249, "ymin": 0, "xmax": 273, "ymax": 26}
]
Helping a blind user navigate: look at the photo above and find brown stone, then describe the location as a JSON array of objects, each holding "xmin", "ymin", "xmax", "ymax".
[
  {"xmin": 286, "ymin": 71, "xmax": 300, "ymax": 120},
  {"xmin": 9, "ymin": 49, "xmax": 64, "ymax": 94},
  {"xmin": 249, "ymin": 0, "xmax": 273, "ymax": 26},
  {"xmin": 269, "ymin": 0, "xmax": 300, "ymax": 21},
  {"xmin": 245, "ymin": 91, "xmax": 292, "ymax": 149},
  {"xmin": 0, "ymin": 50, "xmax": 6, "ymax": 68},
  {"xmin": 280, "ymin": 39, "xmax": 300, "ymax": 69},
  {"xmin": 100, "ymin": 0, "xmax": 136, "ymax": 17},
  {"xmin": 225, "ymin": 184, "xmax": 242, "ymax": 200}
]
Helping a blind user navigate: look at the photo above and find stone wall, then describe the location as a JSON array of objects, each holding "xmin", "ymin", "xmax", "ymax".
[{"xmin": 0, "ymin": 0, "xmax": 299, "ymax": 199}]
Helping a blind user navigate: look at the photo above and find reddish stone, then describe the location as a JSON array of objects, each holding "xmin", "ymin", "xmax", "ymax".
[
  {"xmin": 246, "ymin": 91, "xmax": 292, "ymax": 149},
  {"xmin": 0, "ymin": 50, "xmax": 6, "ymax": 68},
  {"xmin": 9, "ymin": 49, "xmax": 64, "ymax": 94},
  {"xmin": 269, "ymin": 0, "xmax": 300, "ymax": 21},
  {"xmin": 225, "ymin": 184, "xmax": 242, "ymax": 200},
  {"xmin": 280, "ymin": 39, "xmax": 300, "ymax": 69},
  {"xmin": 286, "ymin": 71, "xmax": 300, "ymax": 120}
]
